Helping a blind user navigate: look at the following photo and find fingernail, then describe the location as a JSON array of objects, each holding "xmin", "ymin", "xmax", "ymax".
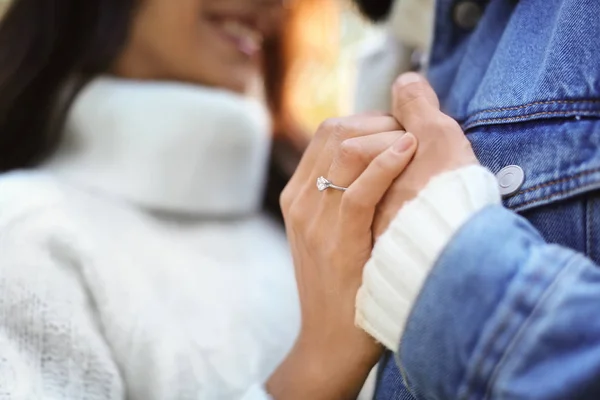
[
  {"xmin": 396, "ymin": 72, "xmax": 422, "ymax": 87},
  {"xmin": 393, "ymin": 133, "xmax": 415, "ymax": 153}
]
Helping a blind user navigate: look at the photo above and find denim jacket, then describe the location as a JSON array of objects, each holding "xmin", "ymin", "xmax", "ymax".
[{"xmin": 376, "ymin": 0, "xmax": 600, "ymax": 398}]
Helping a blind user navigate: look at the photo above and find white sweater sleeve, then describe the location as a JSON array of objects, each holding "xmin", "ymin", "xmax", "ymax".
[
  {"xmin": 355, "ymin": 165, "xmax": 502, "ymax": 352},
  {"xmin": 0, "ymin": 208, "xmax": 124, "ymax": 399}
]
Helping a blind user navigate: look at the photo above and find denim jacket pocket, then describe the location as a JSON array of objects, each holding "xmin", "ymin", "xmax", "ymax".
[
  {"xmin": 464, "ymin": 116, "xmax": 600, "ymax": 259},
  {"xmin": 467, "ymin": 116, "xmax": 600, "ymax": 214}
]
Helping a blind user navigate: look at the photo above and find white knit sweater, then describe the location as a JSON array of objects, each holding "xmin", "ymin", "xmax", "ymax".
[{"xmin": 0, "ymin": 78, "xmax": 299, "ymax": 399}]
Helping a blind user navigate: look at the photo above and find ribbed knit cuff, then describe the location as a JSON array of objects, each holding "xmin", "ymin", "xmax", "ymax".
[{"xmin": 355, "ymin": 165, "xmax": 501, "ymax": 351}]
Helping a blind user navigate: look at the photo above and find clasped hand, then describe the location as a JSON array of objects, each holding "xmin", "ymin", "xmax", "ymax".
[{"xmin": 267, "ymin": 73, "xmax": 478, "ymax": 399}]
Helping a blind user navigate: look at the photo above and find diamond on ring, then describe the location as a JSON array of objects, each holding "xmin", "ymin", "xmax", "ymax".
[
  {"xmin": 316, "ymin": 176, "xmax": 330, "ymax": 192},
  {"xmin": 316, "ymin": 176, "xmax": 347, "ymax": 192}
]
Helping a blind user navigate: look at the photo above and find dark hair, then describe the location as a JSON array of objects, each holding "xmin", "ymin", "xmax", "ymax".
[
  {"xmin": 352, "ymin": 0, "xmax": 394, "ymax": 22},
  {"xmin": 0, "ymin": 0, "xmax": 301, "ymax": 219},
  {"xmin": 0, "ymin": 0, "xmax": 134, "ymax": 172}
]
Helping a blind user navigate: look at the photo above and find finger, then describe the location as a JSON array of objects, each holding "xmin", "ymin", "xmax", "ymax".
[
  {"xmin": 309, "ymin": 116, "xmax": 402, "ymax": 190},
  {"xmin": 339, "ymin": 133, "xmax": 418, "ymax": 236},
  {"xmin": 325, "ymin": 130, "xmax": 406, "ymax": 197},
  {"xmin": 283, "ymin": 115, "xmax": 402, "ymax": 226},
  {"xmin": 293, "ymin": 115, "xmax": 401, "ymax": 186},
  {"xmin": 297, "ymin": 113, "xmax": 393, "ymax": 177},
  {"xmin": 315, "ymin": 115, "xmax": 401, "ymax": 166},
  {"xmin": 296, "ymin": 115, "xmax": 402, "ymax": 214},
  {"xmin": 353, "ymin": 110, "xmax": 390, "ymax": 117},
  {"xmin": 314, "ymin": 131, "xmax": 407, "ymax": 237},
  {"xmin": 391, "ymin": 72, "xmax": 441, "ymax": 133}
]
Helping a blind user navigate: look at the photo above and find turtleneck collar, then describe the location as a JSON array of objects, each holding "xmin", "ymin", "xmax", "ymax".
[{"xmin": 43, "ymin": 77, "xmax": 272, "ymax": 216}]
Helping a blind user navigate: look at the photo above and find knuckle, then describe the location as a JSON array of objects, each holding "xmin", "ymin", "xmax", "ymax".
[
  {"xmin": 331, "ymin": 120, "xmax": 353, "ymax": 142},
  {"xmin": 279, "ymin": 186, "xmax": 294, "ymax": 213},
  {"xmin": 436, "ymin": 114, "xmax": 461, "ymax": 132},
  {"xmin": 316, "ymin": 118, "xmax": 349, "ymax": 141},
  {"xmin": 286, "ymin": 192, "xmax": 305, "ymax": 223},
  {"xmin": 314, "ymin": 118, "xmax": 337, "ymax": 140},
  {"xmin": 317, "ymin": 117, "xmax": 339, "ymax": 132},
  {"xmin": 393, "ymin": 80, "xmax": 428, "ymax": 104},
  {"xmin": 318, "ymin": 115, "xmax": 400, "ymax": 141},
  {"xmin": 287, "ymin": 186, "xmax": 317, "ymax": 228},
  {"xmin": 336, "ymin": 139, "xmax": 365, "ymax": 166}
]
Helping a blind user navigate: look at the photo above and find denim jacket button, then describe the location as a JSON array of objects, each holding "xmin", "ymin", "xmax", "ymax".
[
  {"xmin": 453, "ymin": 1, "xmax": 484, "ymax": 30},
  {"xmin": 410, "ymin": 49, "xmax": 429, "ymax": 72},
  {"xmin": 496, "ymin": 165, "xmax": 525, "ymax": 198},
  {"xmin": 410, "ymin": 49, "xmax": 424, "ymax": 71}
]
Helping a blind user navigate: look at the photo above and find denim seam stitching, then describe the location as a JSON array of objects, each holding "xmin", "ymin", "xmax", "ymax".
[
  {"xmin": 462, "ymin": 289, "xmax": 526, "ymax": 399},
  {"xmin": 468, "ymin": 99, "xmax": 600, "ymax": 119},
  {"xmin": 481, "ymin": 254, "xmax": 581, "ymax": 400},
  {"xmin": 464, "ymin": 110, "xmax": 600, "ymax": 130},
  {"xmin": 393, "ymin": 352, "xmax": 417, "ymax": 398},
  {"xmin": 586, "ymin": 198, "xmax": 592, "ymax": 259},
  {"xmin": 519, "ymin": 167, "xmax": 600, "ymax": 195},
  {"xmin": 515, "ymin": 181, "xmax": 600, "ymax": 210}
]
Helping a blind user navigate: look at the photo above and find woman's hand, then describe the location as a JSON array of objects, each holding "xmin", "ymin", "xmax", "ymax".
[
  {"xmin": 373, "ymin": 73, "xmax": 479, "ymax": 238},
  {"xmin": 267, "ymin": 114, "xmax": 417, "ymax": 399}
]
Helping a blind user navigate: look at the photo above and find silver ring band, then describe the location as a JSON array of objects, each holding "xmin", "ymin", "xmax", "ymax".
[{"xmin": 316, "ymin": 176, "xmax": 348, "ymax": 192}]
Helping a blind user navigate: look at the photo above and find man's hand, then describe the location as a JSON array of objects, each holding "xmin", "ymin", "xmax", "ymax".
[{"xmin": 373, "ymin": 73, "xmax": 479, "ymax": 238}]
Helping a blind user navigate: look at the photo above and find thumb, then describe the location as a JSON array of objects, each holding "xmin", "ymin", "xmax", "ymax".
[{"xmin": 391, "ymin": 72, "xmax": 440, "ymax": 131}]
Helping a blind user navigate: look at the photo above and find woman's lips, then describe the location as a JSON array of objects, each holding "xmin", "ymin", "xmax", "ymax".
[{"xmin": 207, "ymin": 16, "xmax": 264, "ymax": 57}]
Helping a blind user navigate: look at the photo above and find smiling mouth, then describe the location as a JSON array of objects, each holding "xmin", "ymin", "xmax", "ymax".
[{"xmin": 205, "ymin": 15, "xmax": 264, "ymax": 57}]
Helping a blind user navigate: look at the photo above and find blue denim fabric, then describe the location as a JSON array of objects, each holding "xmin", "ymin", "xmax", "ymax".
[
  {"xmin": 375, "ymin": 0, "xmax": 600, "ymax": 398},
  {"xmin": 399, "ymin": 207, "xmax": 600, "ymax": 399}
]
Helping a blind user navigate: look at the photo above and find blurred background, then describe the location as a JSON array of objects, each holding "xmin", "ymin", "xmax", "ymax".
[{"xmin": 283, "ymin": 0, "xmax": 380, "ymax": 132}]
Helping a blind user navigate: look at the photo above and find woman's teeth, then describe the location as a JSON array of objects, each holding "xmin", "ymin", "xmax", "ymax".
[{"xmin": 220, "ymin": 20, "xmax": 263, "ymax": 56}]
